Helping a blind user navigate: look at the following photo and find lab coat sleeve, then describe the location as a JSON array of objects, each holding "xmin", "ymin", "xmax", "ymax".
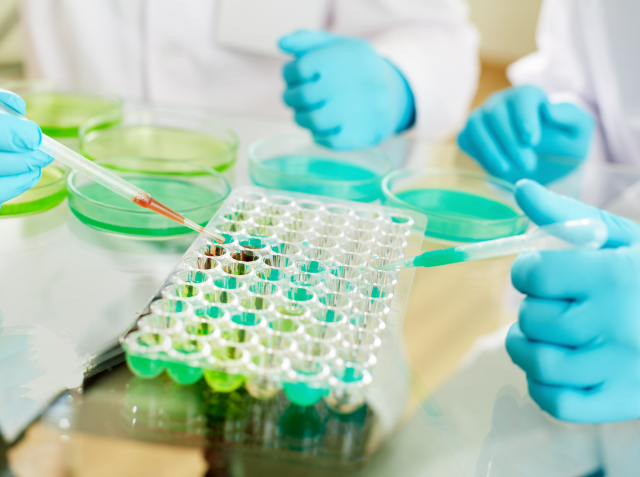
[
  {"xmin": 507, "ymin": 0, "xmax": 607, "ymax": 162},
  {"xmin": 508, "ymin": 0, "xmax": 596, "ymax": 116},
  {"xmin": 330, "ymin": 0, "xmax": 480, "ymax": 141}
]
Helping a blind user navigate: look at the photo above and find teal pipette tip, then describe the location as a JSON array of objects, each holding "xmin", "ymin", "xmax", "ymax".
[{"xmin": 377, "ymin": 218, "xmax": 609, "ymax": 272}]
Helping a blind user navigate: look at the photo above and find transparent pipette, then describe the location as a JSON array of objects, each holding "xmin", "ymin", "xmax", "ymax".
[
  {"xmin": 378, "ymin": 218, "xmax": 608, "ymax": 272},
  {"xmin": 0, "ymin": 103, "xmax": 224, "ymax": 243}
]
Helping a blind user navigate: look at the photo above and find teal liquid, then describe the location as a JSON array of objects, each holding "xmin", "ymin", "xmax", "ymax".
[
  {"xmin": 284, "ymin": 382, "xmax": 327, "ymax": 407},
  {"xmin": 395, "ymin": 189, "xmax": 522, "ymax": 242},
  {"xmin": 413, "ymin": 248, "xmax": 470, "ymax": 268},
  {"xmin": 251, "ymin": 156, "xmax": 382, "ymax": 202},
  {"xmin": 71, "ymin": 176, "xmax": 223, "ymax": 236}
]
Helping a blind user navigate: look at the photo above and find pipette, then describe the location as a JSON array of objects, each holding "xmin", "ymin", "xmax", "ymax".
[
  {"xmin": 0, "ymin": 103, "xmax": 224, "ymax": 243},
  {"xmin": 378, "ymin": 218, "xmax": 608, "ymax": 272}
]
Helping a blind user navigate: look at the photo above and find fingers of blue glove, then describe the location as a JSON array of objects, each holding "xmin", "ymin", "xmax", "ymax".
[
  {"xmin": 278, "ymin": 30, "xmax": 342, "ymax": 56},
  {"xmin": 0, "ymin": 113, "xmax": 42, "ymax": 152},
  {"xmin": 282, "ymin": 80, "xmax": 328, "ymax": 111},
  {"xmin": 541, "ymin": 102, "xmax": 595, "ymax": 136},
  {"xmin": 457, "ymin": 111, "xmax": 510, "ymax": 176},
  {"xmin": 483, "ymin": 99, "xmax": 537, "ymax": 172},
  {"xmin": 0, "ymin": 169, "xmax": 42, "ymax": 204},
  {"xmin": 282, "ymin": 57, "xmax": 322, "ymax": 87},
  {"xmin": 294, "ymin": 108, "xmax": 340, "ymax": 136},
  {"xmin": 0, "ymin": 150, "xmax": 54, "ymax": 176},
  {"xmin": 507, "ymin": 323, "xmax": 605, "ymax": 388},
  {"xmin": 507, "ymin": 85, "xmax": 547, "ymax": 147},
  {"xmin": 514, "ymin": 179, "xmax": 640, "ymax": 247},
  {"xmin": 527, "ymin": 378, "xmax": 640, "ymax": 423},
  {"xmin": 519, "ymin": 296, "xmax": 603, "ymax": 348},
  {"xmin": 0, "ymin": 88, "xmax": 27, "ymax": 115},
  {"xmin": 511, "ymin": 250, "xmax": 605, "ymax": 299}
]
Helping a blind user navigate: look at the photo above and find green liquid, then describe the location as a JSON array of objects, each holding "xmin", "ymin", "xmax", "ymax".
[
  {"xmin": 0, "ymin": 166, "xmax": 67, "ymax": 216},
  {"xmin": 251, "ymin": 155, "xmax": 382, "ymax": 202},
  {"xmin": 24, "ymin": 92, "xmax": 120, "ymax": 137},
  {"xmin": 165, "ymin": 362, "xmax": 204, "ymax": 385},
  {"xmin": 395, "ymin": 189, "xmax": 522, "ymax": 242},
  {"xmin": 414, "ymin": 248, "xmax": 469, "ymax": 268},
  {"xmin": 126, "ymin": 354, "xmax": 165, "ymax": 379},
  {"xmin": 82, "ymin": 126, "xmax": 236, "ymax": 172},
  {"xmin": 71, "ymin": 176, "xmax": 223, "ymax": 236},
  {"xmin": 204, "ymin": 370, "xmax": 246, "ymax": 393},
  {"xmin": 283, "ymin": 382, "xmax": 327, "ymax": 407}
]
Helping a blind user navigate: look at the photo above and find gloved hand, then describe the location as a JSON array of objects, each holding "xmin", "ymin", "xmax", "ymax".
[
  {"xmin": 458, "ymin": 85, "xmax": 595, "ymax": 184},
  {"xmin": 507, "ymin": 179, "xmax": 640, "ymax": 423},
  {"xmin": 279, "ymin": 30, "xmax": 415, "ymax": 150},
  {"xmin": 0, "ymin": 88, "xmax": 52, "ymax": 206}
]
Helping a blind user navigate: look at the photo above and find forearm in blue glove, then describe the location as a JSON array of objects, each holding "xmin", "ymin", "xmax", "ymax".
[
  {"xmin": 458, "ymin": 85, "xmax": 595, "ymax": 184},
  {"xmin": 506, "ymin": 179, "xmax": 640, "ymax": 423},
  {"xmin": 0, "ymin": 88, "xmax": 53, "ymax": 206},
  {"xmin": 279, "ymin": 30, "xmax": 415, "ymax": 150}
]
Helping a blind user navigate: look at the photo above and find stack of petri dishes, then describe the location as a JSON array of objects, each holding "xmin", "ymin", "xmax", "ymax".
[
  {"xmin": 248, "ymin": 134, "xmax": 393, "ymax": 202},
  {"xmin": 121, "ymin": 187, "xmax": 425, "ymax": 413},
  {"xmin": 80, "ymin": 108, "xmax": 239, "ymax": 184}
]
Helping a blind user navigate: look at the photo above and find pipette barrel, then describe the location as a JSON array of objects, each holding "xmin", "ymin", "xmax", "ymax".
[{"xmin": 39, "ymin": 135, "xmax": 150, "ymax": 203}]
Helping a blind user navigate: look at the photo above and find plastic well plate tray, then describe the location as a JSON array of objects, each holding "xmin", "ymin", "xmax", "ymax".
[{"xmin": 121, "ymin": 187, "xmax": 426, "ymax": 414}]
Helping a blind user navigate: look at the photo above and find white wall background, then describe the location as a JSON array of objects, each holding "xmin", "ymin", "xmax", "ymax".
[{"xmin": 0, "ymin": 0, "xmax": 543, "ymax": 67}]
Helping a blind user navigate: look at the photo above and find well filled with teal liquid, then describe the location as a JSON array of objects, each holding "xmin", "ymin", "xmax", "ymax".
[
  {"xmin": 395, "ymin": 188, "xmax": 523, "ymax": 242},
  {"xmin": 70, "ymin": 176, "xmax": 224, "ymax": 237},
  {"xmin": 250, "ymin": 155, "xmax": 383, "ymax": 202}
]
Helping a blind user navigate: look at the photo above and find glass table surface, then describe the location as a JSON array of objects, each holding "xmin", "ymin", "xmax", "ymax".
[{"xmin": 2, "ymin": 126, "xmax": 640, "ymax": 476}]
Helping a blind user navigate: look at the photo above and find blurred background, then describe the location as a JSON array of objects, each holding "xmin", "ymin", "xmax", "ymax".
[{"xmin": 0, "ymin": 0, "xmax": 542, "ymax": 108}]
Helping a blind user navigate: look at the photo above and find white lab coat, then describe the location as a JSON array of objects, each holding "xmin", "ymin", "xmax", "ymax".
[
  {"xmin": 508, "ymin": 0, "xmax": 640, "ymax": 167},
  {"xmin": 19, "ymin": 0, "xmax": 479, "ymax": 141}
]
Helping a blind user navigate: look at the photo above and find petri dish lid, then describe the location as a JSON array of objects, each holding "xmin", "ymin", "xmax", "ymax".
[
  {"xmin": 248, "ymin": 134, "xmax": 393, "ymax": 202},
  {"xmin": 382, "ymin": 167, "xmax": 529, "ymax": 243},
  {"xmin": 79, "ymin": 108, "xmax": 239, "ymax": 173}
]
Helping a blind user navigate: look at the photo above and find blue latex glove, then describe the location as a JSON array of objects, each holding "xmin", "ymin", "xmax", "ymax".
[
  {"xmin": 0, "ymin": 89, "xmax": 52, "ymax": 206},
  {"xmin": 458, "ymin": 85, "xmax": 595, "ymax": 184},
  {"xmin": 279, "ymin": 30, "xmax": 415, "ymax": 150},
  {"xmin": 507, "ymin": 179, "xmax": 640, "ymax": 423}
]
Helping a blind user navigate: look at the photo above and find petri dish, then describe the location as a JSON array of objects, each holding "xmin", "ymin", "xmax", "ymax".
[
  {"xmin": 382, "ymin": 168, "xmax": 529, "ymax": 242},
  {"xmin": 3, "ymin": 81, "xmax": 122, "ymax": 138},
  {"xmin": 68, "ymin": 157, "xmax": 230, "ymax": 239},
  {"xmin": 248, "ymin": 134, "xmax": 392, "ymax": 202},
  {"xmin": 79, "ymin": 108, "xmax": 239, "ymax": 181},
  {"xmin": 0, "ymin": 163, "xmax": 69, "ymax": 217}
]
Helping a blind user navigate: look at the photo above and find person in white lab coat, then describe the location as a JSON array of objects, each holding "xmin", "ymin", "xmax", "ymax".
[
  {"xmin": 458, "ymin": 0, "xmax": 640, "ymax": 183},
  {"xmin": 19, "ymin": 0, "xmax": 479, "ymax": 148}
]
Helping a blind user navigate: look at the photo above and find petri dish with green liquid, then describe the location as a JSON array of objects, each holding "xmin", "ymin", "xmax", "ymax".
[
  {"xmin": 0, "ymin": 163, "xmax": 68, "ymax": 217},
  {"xmin": 248, "ymin": 134, "xmax": 392, "ymax": 202},
  {"xmin": 382, "ymin": 168, "xmax": 529, "ymax": 243},
  {"xmin": 67, "ymin": 157, "xmax": 230, "ymax": 239},
  {"xmin": 3, "ymin": 81, "xmax": 122, "ymax": 139},
  {"xmin": 79, "ymin": 109, "xmax": 239, "ymax": 182}
]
